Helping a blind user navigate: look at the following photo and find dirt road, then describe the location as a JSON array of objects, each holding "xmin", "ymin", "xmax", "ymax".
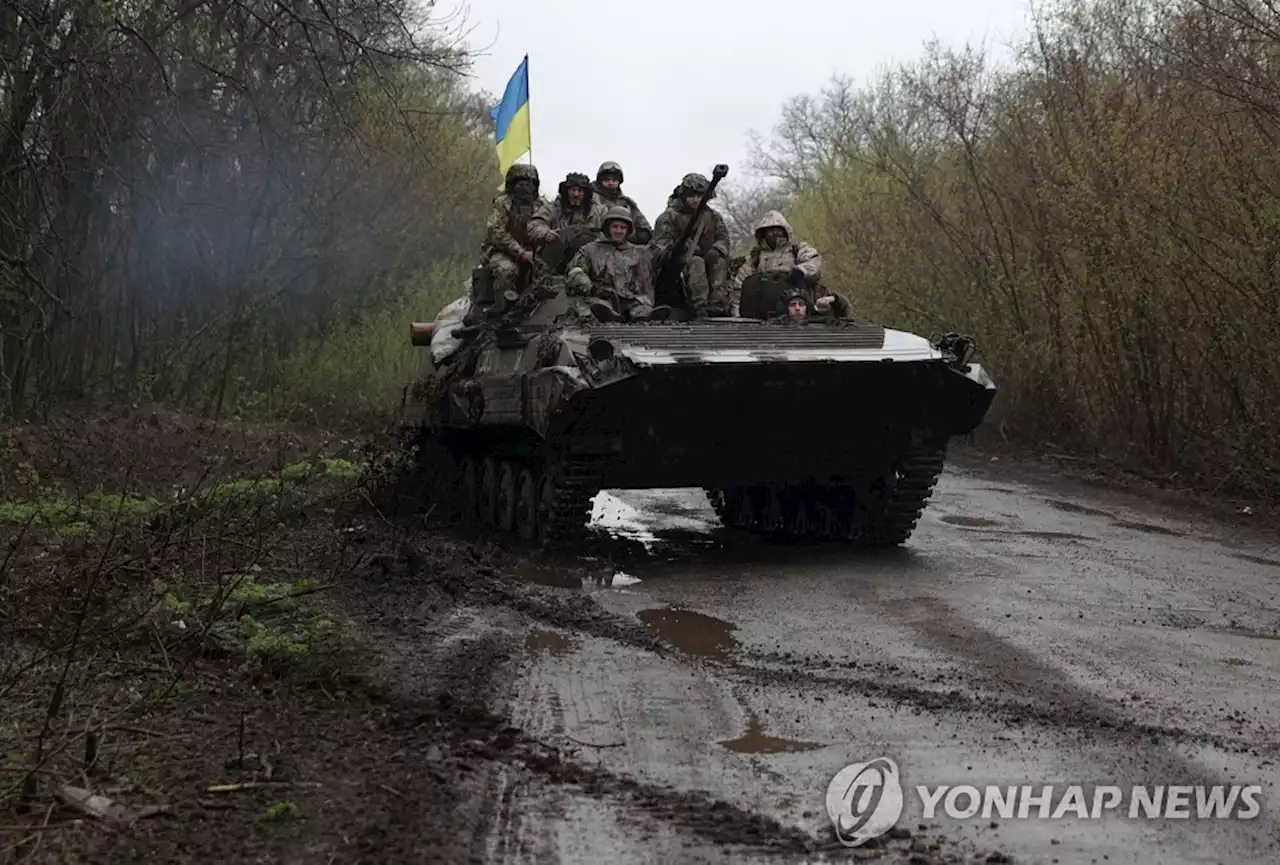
[{"xmin": 473, "ymin": 456, "xmax": 1280, "ymax": 864}]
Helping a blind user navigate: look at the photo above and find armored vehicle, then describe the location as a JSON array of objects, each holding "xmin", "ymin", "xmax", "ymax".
[{"xmin": 404, "ymin": 167, "xmax": 996, "ymax": 546}]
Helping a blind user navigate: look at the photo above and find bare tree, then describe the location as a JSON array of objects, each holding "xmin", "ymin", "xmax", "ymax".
[{"xmin": 0, "ymin": 0, "xmax": 497, "ymax": 417}]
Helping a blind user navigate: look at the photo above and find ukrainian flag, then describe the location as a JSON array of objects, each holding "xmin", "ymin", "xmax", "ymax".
[{"xmin": 489, "ymin": 55, "xmax": 531, "ymax": 181}]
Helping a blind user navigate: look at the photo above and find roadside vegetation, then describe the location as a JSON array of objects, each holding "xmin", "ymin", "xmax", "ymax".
[
  {"xmin": 731, "ymin": 0, "xmax": 1280, "ymax": 497},
  {"xmin": 0, "ymin": 0, "xmax": 491, "ymax": 855}
]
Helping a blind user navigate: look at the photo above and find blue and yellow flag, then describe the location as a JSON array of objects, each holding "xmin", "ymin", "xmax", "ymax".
[{"xmin": 489, "ymin": 55, "xmax": 531, "ymax": 182}]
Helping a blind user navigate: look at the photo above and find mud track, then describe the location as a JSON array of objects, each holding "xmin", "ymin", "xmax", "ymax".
[
  {"xmin": 11, "ymin": 424, "xmax": 1280, "ymax": 864},
  {"xmin": 372, "ymin": 453, "xmax": 1280, "ymax": 864}
]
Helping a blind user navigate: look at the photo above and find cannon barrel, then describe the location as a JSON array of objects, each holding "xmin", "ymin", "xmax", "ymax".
[{"xmin": 410, "ymin": 322, "xmax": 435, "ymax": 346}]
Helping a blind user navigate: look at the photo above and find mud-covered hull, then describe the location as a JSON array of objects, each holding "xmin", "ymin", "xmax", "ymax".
[
  {"xmin": 441, "ymin": 321, "xmax": 993, "ymax": 485},
  {"xmin": 415, "ymin": 319, "xmax": 996, "ymax": 545},
  {"xmin": 558, "ymin": 357, "xmax": 993, "ymax": 489}
]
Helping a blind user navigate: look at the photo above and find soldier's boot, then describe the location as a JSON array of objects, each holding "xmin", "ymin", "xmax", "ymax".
[
  {"xmin": 629, "ymin": 303, "xmax": 672, "ymax": 322},
  {"xmin": 585, "ymin": 298, "xmax": 623, "ymax": 322}
]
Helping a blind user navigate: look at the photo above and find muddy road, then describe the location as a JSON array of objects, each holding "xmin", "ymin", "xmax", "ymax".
[{"xmin": 446, "ymin": 455, "xmax": 1280, "ymax": 864}]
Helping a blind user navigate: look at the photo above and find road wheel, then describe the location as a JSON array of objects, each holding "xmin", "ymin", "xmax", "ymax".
[
  {"xmin": 515, "ymin": 467, "xmax": 539, "ymax": 542},
  {"xmin": 722, "ymin": 486, "xmax": 746, "ymax": 528},
  {"xmin": 536, "ymin": 472, "xmax": 558, "ymax": 543},
  {"xmin": 762, "ymin": 486, "xmax": 785, "ymax": 533},
  {"xmin": 810, "ymin": 488, "xmax": 838, "ymax": 540},
  {"xmin": 479, "ymin": 455, "xmax": 500, "ymax": 527},
  {"xmin": 789, "ymin": 495, "xmax": 813, "ymax": 538},
  {"xmin": 459, "ymin": 455, "xmax": 481, "ymax": 524},
  {"xmin": 496, "ymin": 461, "xmax": 518, "ymax": 532},
  {"xmin": 742, "ymin": 485, "xmax": 766, "ymax": 531}
]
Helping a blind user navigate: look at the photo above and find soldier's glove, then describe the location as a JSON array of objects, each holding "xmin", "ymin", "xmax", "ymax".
[
  {"xmin": 703, "ymin": 248, "xmax": 722, "ymax": 266},
  {"xmin": 789, "ymin": 266, "xmax": 806, "ymax": 283},
  {"xmin": 565, "ymin": 267, "xmax": 591, "ymax": 296}
]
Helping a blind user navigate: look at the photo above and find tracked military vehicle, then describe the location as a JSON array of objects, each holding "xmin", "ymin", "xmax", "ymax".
[{"xmin": 404, "ymin": 165, "xmax": 996, "ymax": 546}]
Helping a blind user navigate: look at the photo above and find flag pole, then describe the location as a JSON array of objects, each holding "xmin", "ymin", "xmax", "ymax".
[{"xmin": 524, "ymin": 53, "xmax": 532, "ymax": 165}]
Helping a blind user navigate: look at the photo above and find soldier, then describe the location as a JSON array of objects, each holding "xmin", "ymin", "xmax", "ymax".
[
  {"xmin": 783, "ymin": 288, "xmax": 810, "ymax": 322},
  {"xmin": 528, "ymin": 172, "xmax": 597, "ymax": 247},
  {"xmin": 651, "ymin": 172, "xmax": 732, "ymax": 317},
  {"xmin": 772, "ymin": 286, "xmax": 850, "ymax": 322},
  {"xmin": 591, "ymin": 161, "xmax": 652, "ymax": 244},
  {"xmin": 565, "ymin": 206, "xmax": 668, "ymax": 321},
  {"xmin": 730, "ymin": 210, "xmax": 823, "ymax": 300},
  {"xmin": 480, "ymin": 163, "xmax": 548, "ymax": 297}
]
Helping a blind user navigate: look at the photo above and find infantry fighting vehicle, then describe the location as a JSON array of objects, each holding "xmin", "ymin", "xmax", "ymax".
[{"xmin": 403, "ymin": 166, "xmax": 996, "ymax": 546}]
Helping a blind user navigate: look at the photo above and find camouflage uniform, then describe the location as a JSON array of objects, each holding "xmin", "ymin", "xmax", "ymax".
[
  {"xmin": 565, "ymin": 206, "xmax": 663, "ymax": 321},
  {"xmin": 651, "ymin": 173, "xmax": 732, "ymax": 317},
  {"xmin": 480, "ymin": 163, "xmax": 548, "ymax": 296},
  {"xmin": 590, "ymin": 161, "xmax": 652, "ymax": 245},
  {"xmin": 730, "ymin": 210, "xmax": 823, "ymax": 314},
  {"xmin": 528, "ymin": 172, "xmax": 598, "ymax": 245}
]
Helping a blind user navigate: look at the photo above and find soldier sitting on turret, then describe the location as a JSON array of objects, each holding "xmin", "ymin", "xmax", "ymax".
[
  {"xmin": 528, "ymin": 172, "xmax": 597, "ymax": 249},
  {"xmin": 565, "ymin": 207, "xmax": 670, "ymax": 322},
  {"xmin": 591, "ymin": 162, "xmax": 652, "ymax": 244},
  {"xmin": 651, "ymin": 173, "xmax": 733, "ymax": 318},
  {"xmin": 480, "ymin": 163, "xmax": 548, "ymax": 299},
  {"xmin": 730, "ymin": 210, "xmax": 821, "ymax": 300},
  {"xmin": 733, "ymin": 211, "xmax": 853, "ymax": 320}
]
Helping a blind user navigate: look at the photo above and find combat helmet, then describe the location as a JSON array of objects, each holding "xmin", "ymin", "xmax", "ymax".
[
  {"xmin": 680, "ymin": 172, "xmax": 711, "ymax": 195},
  {"xmin": 600, "ymin": 205, "xmax": 634, "ymax": 234},
  {"xmin": 753, "ymin": 209, "xmax": 791, "ymax": 239},
  {"xmin": 559, "ymin": 172, "xmax": 593, "ymax": 202},
  {"xmin": 505, "ymin": 162, "xmax": 540, "ymax": 191},
  {"xmin": 596, "ymin": 161, "xmax": 624, "ymax": 183}
]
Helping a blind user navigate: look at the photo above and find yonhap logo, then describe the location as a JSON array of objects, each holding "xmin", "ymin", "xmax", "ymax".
[{"xmin": 826, "ymin": 757, "xmax": 905, "ymax": 846}]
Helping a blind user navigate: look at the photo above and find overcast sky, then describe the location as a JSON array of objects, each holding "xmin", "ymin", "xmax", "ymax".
[{"xmin": 448, "ymin": 0, "xmax": 1035, "ymax": 218}]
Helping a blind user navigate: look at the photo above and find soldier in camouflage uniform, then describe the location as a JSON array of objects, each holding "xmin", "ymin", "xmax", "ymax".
[
  {"xmin": 591, "ymin": 162, "xmax": 652, "ymax": 244},
  {"xmin": 729, "ymin": 210, "xmax": 823, "ymax": 314},
  {"xmin": 731, "ymin": 210, "xmax": 854, "ymax": 319},
  {"xmin": 565, "ymin": 206, "xmax": 668, "ymax": 321},
  {"xmin": 480, "ymin": 163, "xmax": 548, "ymax": 297},
  {"xmin": 651, "ymin": 172, "xmax": 732, "ymax": 318},
  {"xmin": 528, "ymin": 172, "xmax": 597, "ymax": 247}
]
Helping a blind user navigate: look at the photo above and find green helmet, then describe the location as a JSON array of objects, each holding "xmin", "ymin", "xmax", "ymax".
[
  {"xmin": 505, "ymin": 163, "xmax": 540, "ymax": 189},
  {"xmin": 596, "ymin": 161, "xmax": 624, "ymax": 183},
  {"xmin": 679, "ymin": 173, "xmax": 710, "ymax": 195},
  {"xmin": 600, "ymin": 205, "xmax": 633, "ymax": 231}
]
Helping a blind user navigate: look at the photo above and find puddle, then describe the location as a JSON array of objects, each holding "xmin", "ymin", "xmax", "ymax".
[
  {"xmin": 1046, "ymin": 499, "xmax": 1113, "ymax": 518},
  {"xmin": 1111, "ymin": 519, "xmax": 1185, "ymax": 537},
  {"xmin": 1223, "ymin": 657, "xmax": 1252, "ymax": 666},
  {"xmin": 1232, "ymin": 553, "xmax": 1280, "ymax": 569},
  {"xmin": 592, "ymin": 491, "xmax": 660, "ymax": 548},
  {"xmin": 719, "ymin": 715, "xmax": 821, "ymax": 754},
  {"xmin": 941, "ymin": 515, "xmax": 1002, "ymax": 528},
  {"xmin": 590, "ymin": 490, "xmax": 719, "ymax": 548},
  {"xmin": 636, "ymin": 607, "xmax": 738, "ymax": 661},
  {"xmin": 524, "ymin": 629, "xmax": 575, "ymax": 657},
  {"xmin": 1018, "ymin": 527, "xmax": 1090, "ymax": 539}
]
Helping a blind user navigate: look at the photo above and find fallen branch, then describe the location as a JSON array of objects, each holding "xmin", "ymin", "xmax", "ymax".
[
  {"xmin": 55, "ymin": 786, "xmax": 134, "ymax": 823},
  {"xmin": 205, "ymin": 781, "xmax": 323, "ymax": 793}
]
